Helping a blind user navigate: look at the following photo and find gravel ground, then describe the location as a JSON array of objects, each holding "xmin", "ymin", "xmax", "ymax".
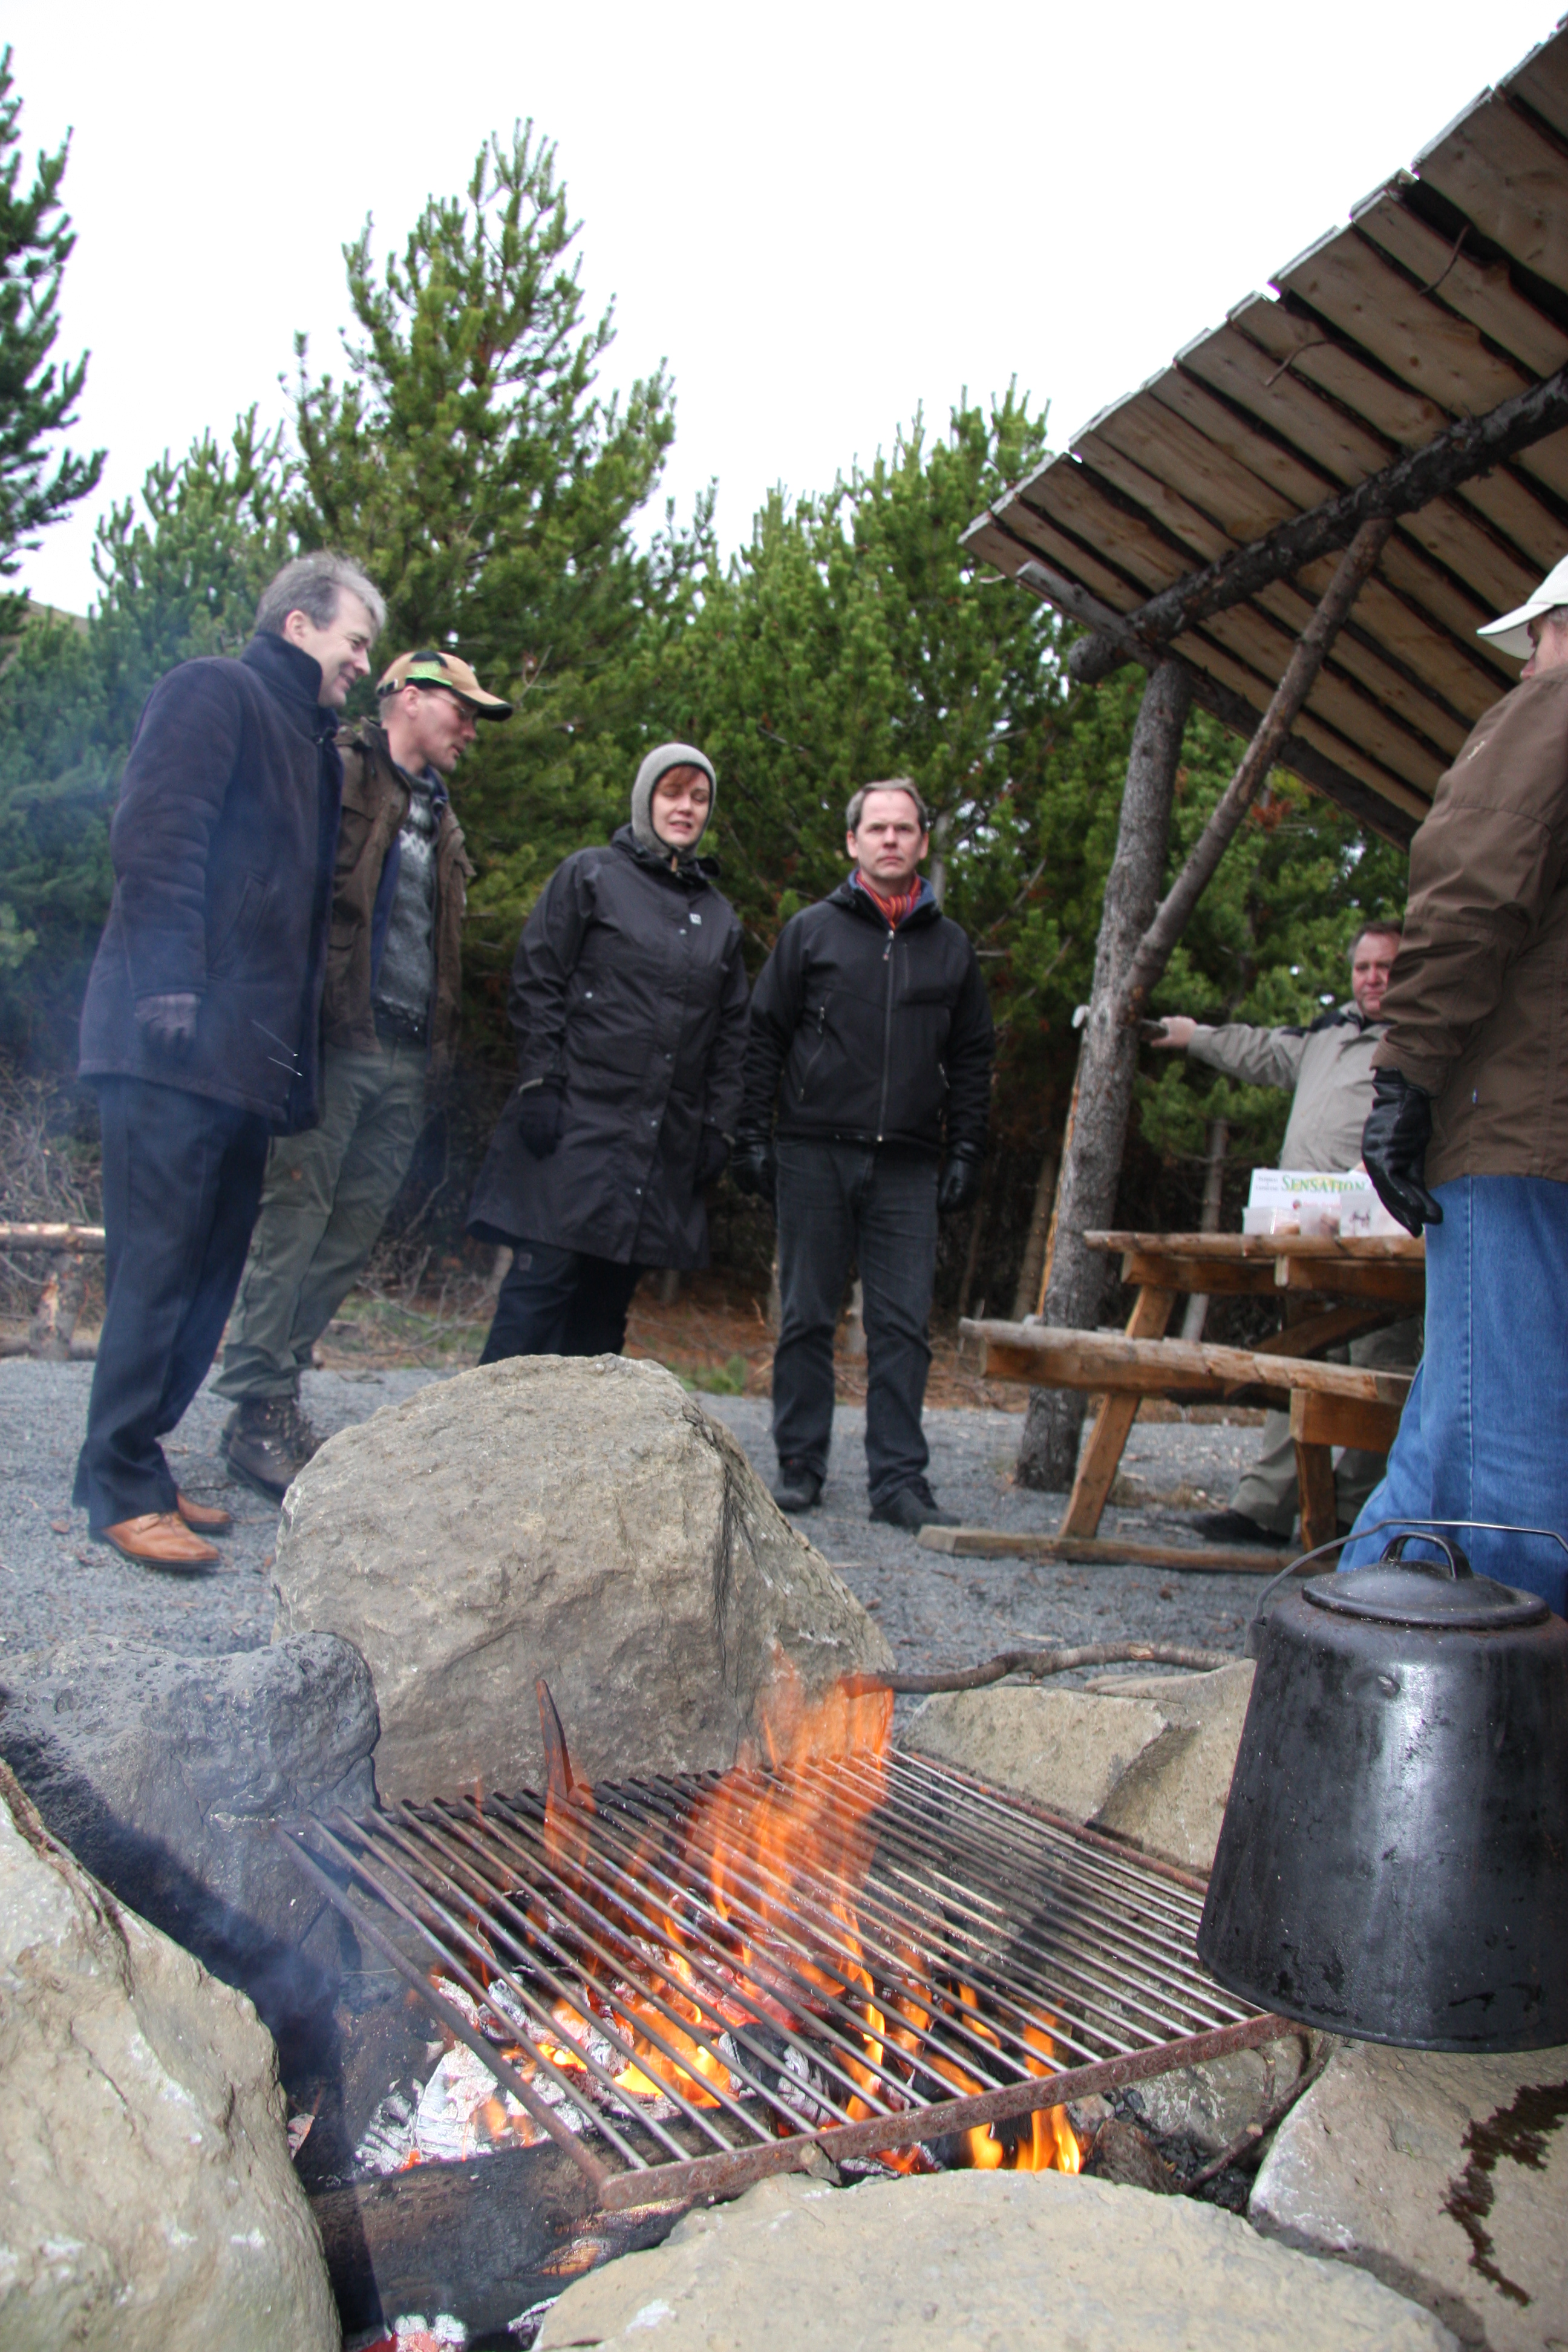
[{"xmin": 0, "ymin": 1363, "xmax": 1273, "ymax": 1684}]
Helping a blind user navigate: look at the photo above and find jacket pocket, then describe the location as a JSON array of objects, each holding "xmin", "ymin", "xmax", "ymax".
[{"xmin": 786, "ymin": 998, "xmax": 834, "ymax": 1103}]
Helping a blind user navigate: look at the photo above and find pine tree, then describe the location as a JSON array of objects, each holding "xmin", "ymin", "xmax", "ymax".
[
  {"xmin": 0, "ymin": 47, "xmax": 103, "ymax": 625},
  {"xmin": 292, "ymin": 124, "xmax": 710, "ymax": 996},
  {"xmin": 0, "ymin": 416, "xmax": 294, "ymax": 1059}
]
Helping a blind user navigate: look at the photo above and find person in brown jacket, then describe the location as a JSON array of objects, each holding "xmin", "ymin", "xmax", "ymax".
[
  {"xmin": 1348, "ymin": 555, "xmax": 1568, "ymax": 1613},
  {"xmin": 215, "ymin": 648, "xmax": 510, "ymax": 1497}
]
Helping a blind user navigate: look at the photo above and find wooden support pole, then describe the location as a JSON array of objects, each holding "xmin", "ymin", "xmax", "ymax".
[
  {"xmin": 1119, "ymin": 517, "xmax": 1394, "ymax": 1024},
  {"xmin": 1014, "ymin": 661, "xmax": 1191, "ymax": 1492},
  {"xmin": 1180, "ymin": 1119, "xmax": 1229, "ymax": 1344},
  {"xmin": 1065, "ymin": 355, "xmax": 1568, "ymax": 684}
]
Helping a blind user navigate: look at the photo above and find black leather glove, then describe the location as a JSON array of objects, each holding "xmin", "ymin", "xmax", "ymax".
[
  {"xmin": 731, "ymin": 1134, "xmax": 777, "ymax": 1206},
  {"xmin": 134, "ymin": 992, "xmax": 200, "ymax": 1052},
  {"xmin": 516, "ymin": 1080, "xmax": 565, "ymax": 1160},
  {"xmin": 1361, "ymin": 1068, "xmax": 1443, "ymax": 1235},
  {"xmin": 695, "ymin": 1128, "xmax": 730, "ymax": 1187},
  {"xmin": 937, "ymin": 1146, "xmax": 985, "ymax": 1216}
]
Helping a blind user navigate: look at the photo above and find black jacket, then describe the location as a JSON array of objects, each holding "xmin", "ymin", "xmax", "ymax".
[
  {"xmin": 467, "ymin": 827, "xmax": 749, "ymax": 1268},
  {"xmin": 77, "ymin": 634, "xmax": 342, "ymax": 1132},
  {"xmin": 741, "ymin": 877, "xmax": 993, "ymax": 1156}
]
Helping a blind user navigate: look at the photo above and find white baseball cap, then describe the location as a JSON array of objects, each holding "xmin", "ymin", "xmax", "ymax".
[{"xmin": 1477, "ymin": 552, "xmax": 1568, "ymax": 660}]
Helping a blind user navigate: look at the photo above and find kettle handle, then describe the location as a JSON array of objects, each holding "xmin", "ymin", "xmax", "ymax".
[{"xmin": 1379, "ymin": 1530, "xmax": 1472, "ymax": 1579}]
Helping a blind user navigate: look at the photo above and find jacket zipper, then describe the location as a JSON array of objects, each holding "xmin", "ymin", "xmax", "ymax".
[{"xmin": 877, "ymin": 927, "xmax": 894, "ymax": 1140}]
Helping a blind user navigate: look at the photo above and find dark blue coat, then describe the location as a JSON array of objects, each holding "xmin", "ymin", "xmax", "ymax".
[
  {"xmin": 77, "ymin": 634, "xmax": 342, "ymax": 1132},
  {"xmin": 467, "ymin": 828, "xmax": 748, "ymax": 1268}
]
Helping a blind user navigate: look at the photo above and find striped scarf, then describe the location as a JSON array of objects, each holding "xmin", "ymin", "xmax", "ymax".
[{"xmin": 851, "ymin": 870, "xmax": 924, "ymax": 929}]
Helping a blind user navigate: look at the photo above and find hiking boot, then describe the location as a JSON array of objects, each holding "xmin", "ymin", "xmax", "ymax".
[
  {"xmin": 1189, "ymin": 1508, "xmax": 1281, "ymax": 1548},
  {"xmin": 221, "ymin": 1397, "xmax": 322, "ymax": 1501},
  {"xmin": 871, "ymin": 1478, "xmax": 959, "ymax": 1531},
  {"xmin": 771, "ymin": 1459, "xmax": 823, "ymax": 1513}
]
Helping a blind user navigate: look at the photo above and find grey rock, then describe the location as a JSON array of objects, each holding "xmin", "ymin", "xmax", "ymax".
[
  {"xmin": 537, "ymin": 2167, "xmax": 1456, "ymax": 2350},
  {"xmin": 1127, "ymin": 2035, "xmax": 1312, "ymax": 2156},
  {"xmin": 901, "ymin": 1686, "xmax": 1169, "ymax": 1823},
  {"xmin": 0, "ymin": 1762, "xmax": 338, "ymax": 2352},
  {"xmin": 1250, "ymin": 2037, "xmax": 1568, "ymax": 2349},
  {"xmin": 272, "ymin": 1355, "xmax": 893, "ymax": 1802},
  {"xmin": 1088, "ymin": 1661, "xmax": 1254, "ymax": 1872},
  {"xmin": 902, "ymin": 1662, "xmax": 1254, "ymax": 1874},
  {"xmin": 0, "ymin": 1633, "xmax": 376, "ymax": 2050}
]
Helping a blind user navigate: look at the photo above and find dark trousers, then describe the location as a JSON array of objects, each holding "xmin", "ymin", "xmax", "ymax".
[
  {"xmin": 772, "ymin": 1137, "xmax": 939, "ymax": 1508},
  {"xmin": 479, "ymin": 1239, "xmax": 644, "ymax": 1362},
  {"xmin": 74, "ymin": 1077, "xmax": 270, "ymax": 1531}
]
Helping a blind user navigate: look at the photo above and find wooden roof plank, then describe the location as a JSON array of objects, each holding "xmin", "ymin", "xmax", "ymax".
[
  {"xmin": 1020, "ymin": 462, "xmax": 1210, "ymax": 595},
  {"xmin": 1091, "ymin": 397, "xmax": 1298, "ymax": 543},
  {"xmin": 1144, "ymin": 368, "xmax": 1342, "ymax": 510},
  {"xmin": 1452, "ymin": 463, "xmax": 1568, "ymax": 567},
  {"xmin": 1416, "ymin": 96, "xmax": 1568, "ymax": 298},
  {"xmin": 1068, "ymin": 435, "xmax": 1238, "ymax": 567},
  {"xmin": 1506, "ymin": 30, "xmax": 1568, "ymax": 140},
  {"xmin": 1198, "ymin": 601, "xmax": 1451, "ymax": 785},
  {"xmin": 1278, "ymin": 231, "xmax": 1535, "ymax": 418},
  {"xmin": 1180, "ymin": 309, "xmax": 1397, "ymax": 487},
  {"xmin": 1250, "ymin": 576, "xmax": 1473, "ymax": 752},
  {"xmin": 1350, "ymin": 188, "xmax": 1568, "ymax": 378},
  {"xmin": 1184, "ymin": 619, "xmax": 1436, "ymax": 814},
  {"xmin": 977, "ymin": 495, "xmax": 1149, "ymax": 609}
]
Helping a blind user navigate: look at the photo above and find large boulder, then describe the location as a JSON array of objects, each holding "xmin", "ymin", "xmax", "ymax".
[
  {"xmin": 1250, "ymin": 2037, "xmax": 1568, "ymax": 2350},
  {"xmin": 536, "ymin": 2167, "xmax": 1456, "ymax": 2351},
  {"xmin": 0, "ymin": 1762, "xmax": 338, "ymax": 2352},
  {"xmin": 272, "ymin": 1355, "xmax": 893, "ymax": 1801},
  {"xmin": 901, "ymin": 1661, "xmax": 1254, "ymax": 1872},
  {"xmin": 0, "ymin": 1634, "xmax": 377, "ymax": 2058}
]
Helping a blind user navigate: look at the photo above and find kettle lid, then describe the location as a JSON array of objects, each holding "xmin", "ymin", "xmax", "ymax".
[{"xmin": 1304, "ymin": 1532, "xmax": 1549, "ymax": 1630}]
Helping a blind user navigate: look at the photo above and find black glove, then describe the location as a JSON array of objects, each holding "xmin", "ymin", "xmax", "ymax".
[
  {"xmin": 731, "ymin": 1134, "xmax": 777, "ymax": 1206},
  {"xmin": 516, "ymin": 1081, "xmax": 565, "ymax": 1160},
  {"xmin": 1361, "ymin": 1068, "xmax": 1443, "ymax": 1235},
  {"xmin": 937, "ymin": 1146, "xmax": 984, "ymax": 1216},
  {"xmin": 134, "ymin": 991, "xmax": 200, "ymax": 1052},
  {"xmin": 695, "ymin": 1128, "xmax": 730, "ymax": 1187}
]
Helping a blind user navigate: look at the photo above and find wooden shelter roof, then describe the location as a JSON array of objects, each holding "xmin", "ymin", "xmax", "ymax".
[{"xmin": 962, "ymin": 19, "xmax": 1568, "ymax": 843}]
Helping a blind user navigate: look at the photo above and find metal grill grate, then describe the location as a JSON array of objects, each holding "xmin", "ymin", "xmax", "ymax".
[{"xmin": 284, "ymin": 1749, "xmax": 1290, "ymax": 2210}]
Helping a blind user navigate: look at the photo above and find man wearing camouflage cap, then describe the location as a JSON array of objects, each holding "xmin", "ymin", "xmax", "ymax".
[{"xmin": 216, "ymin": 648, "xmax": 511, "ymax": 1497}]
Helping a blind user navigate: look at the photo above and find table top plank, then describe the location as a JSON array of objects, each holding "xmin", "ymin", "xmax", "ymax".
[{"xmin": 1085, "ymin": 1228, "xmax": 1424, "ymax": 1262}]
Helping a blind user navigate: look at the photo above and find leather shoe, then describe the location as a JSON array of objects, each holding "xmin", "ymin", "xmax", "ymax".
[
  {"xmin": 176, "ymin": 1491, "xmax": 233, "ymax": 1536},
  {"xmin": 98, "ymin": 1512, "xmax": 220, "ymax": 1570},
  {"xmin": 871, "ymin": 1479, "xmax": 959, "ymax": 1530},
  {"xmin": 772, "ymin": 1460, "xmax": 823, "ymax": 1512},
  {"xmin": 1190, "ymin": 1509, "xmax": 1280, "ymax": 1547}
]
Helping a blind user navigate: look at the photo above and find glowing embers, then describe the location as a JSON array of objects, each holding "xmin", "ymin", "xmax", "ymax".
[{"xmin": 292, "ymin": 1671, "xmax": 1263, "ymax": 2197}]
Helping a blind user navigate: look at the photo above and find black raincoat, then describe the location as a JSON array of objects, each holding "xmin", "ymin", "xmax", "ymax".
[{"xmin": 468, "ymin": 827, "xmax": 748, "ymax": 1267}]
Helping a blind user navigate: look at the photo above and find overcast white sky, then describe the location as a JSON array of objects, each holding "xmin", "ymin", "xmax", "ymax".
[{"xmin": 10, "ymin": 0, "xmax": 1563, "ymax": 616}]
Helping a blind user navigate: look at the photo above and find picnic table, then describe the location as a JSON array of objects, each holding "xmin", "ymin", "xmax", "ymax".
[{"xmin": 956, "ymin": 1229, "xmax": 1425, "ymax": 1564}]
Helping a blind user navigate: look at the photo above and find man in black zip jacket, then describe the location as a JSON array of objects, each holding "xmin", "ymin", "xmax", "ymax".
[
  {"xmin": 72, "ymin": 552, "xmax": 384, "ymax": 1570},
  {"xmin": 734, "ymin": 780, "xmax": 994, "ymax": 1528}
]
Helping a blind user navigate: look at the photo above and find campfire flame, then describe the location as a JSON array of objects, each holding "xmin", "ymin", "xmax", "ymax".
[{"xmin": 416, "ymin": 1663, "xmax": 1079, "ymax": 2178}]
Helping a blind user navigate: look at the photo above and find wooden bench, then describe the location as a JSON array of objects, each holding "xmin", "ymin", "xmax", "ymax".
[{"xmin": 958, "ymin": 1230, "xmax": 1422, "ymax": 1558}]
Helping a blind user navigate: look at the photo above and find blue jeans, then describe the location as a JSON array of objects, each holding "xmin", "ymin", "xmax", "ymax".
[
  {"xmin": 1341, "ymin": 1174, "xmax": 1568, "ymax": 1613},
  {"xmin": 772, "ymin": 1138, "xmax": 939, "ymax": 1508}
]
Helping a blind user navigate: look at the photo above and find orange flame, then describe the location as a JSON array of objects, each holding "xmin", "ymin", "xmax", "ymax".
[{"xmin": 434, "ymin": 1665, "xmax": 1079, "ymax": 2177}]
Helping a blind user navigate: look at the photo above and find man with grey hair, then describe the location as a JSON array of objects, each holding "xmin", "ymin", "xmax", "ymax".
[
  {"xmin": 735, "ymin": 780, "xmax": 994, "ymax": 1528},
  {"xmin": 72, "ymin": 550, "xmax": 382, "ymax": 1568}
]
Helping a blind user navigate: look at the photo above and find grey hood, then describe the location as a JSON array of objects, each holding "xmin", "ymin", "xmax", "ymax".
[{"xmin": 631, "ymin": 742, "xmax": 717, "ymax": 863}]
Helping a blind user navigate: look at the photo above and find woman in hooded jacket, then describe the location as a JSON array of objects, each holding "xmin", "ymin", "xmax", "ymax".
[{"xmin": 469, "ymin": 743, "xmax": 748, "ymax": 1360}]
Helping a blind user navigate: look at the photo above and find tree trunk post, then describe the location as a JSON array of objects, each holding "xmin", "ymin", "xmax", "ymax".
[
  {"xmin": 1011, "ymin": 1132, "xmax": 1062, "ymax": 1321},
  {"xmin": 1016, "ymin": 659, "xmax": 1192, "ymax": 1491}
]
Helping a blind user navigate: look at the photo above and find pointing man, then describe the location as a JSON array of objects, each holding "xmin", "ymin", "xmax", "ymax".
[{"xmin": 734, "ymin": 781, "xmax": 994, "ymax": 1529}]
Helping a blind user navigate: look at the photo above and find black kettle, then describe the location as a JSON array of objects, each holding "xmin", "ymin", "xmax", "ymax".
[{"xmin": 1198, "ymin": 1528, "xmax": 1568, "ymax": 2051}]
